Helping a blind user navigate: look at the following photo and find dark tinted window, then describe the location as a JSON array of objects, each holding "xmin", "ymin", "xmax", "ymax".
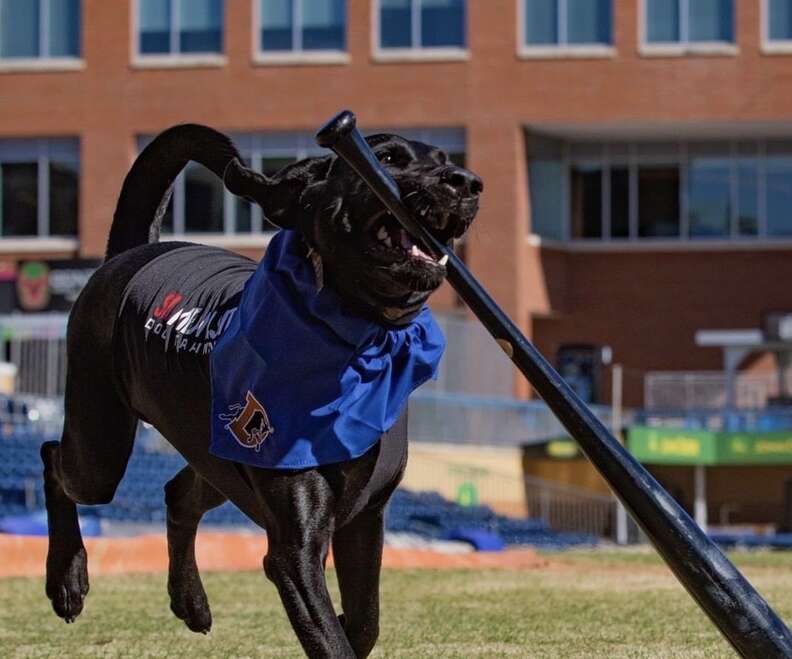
[
  {"xmin": 184, "ymin": 163, "xmax": 224, "ymax": 233},
  {"xmin": 570, "ymin": 165, "xmax": 602, "ymax": 238},
  {"xmin": 638, "ymin": 166, "xmax": 680, "ymax": 237},
  {"xmin": 1, "ymin": 163, "xmax": 38, "ymax": 236},
  {"xmin": 49, "ymin": 161, "xmax": 79, "ymax": 236}
]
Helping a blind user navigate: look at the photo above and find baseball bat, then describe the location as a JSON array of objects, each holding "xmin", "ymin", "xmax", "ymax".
[{"xmin": 316, "ymin": 110, "xmax": 792, "ymax": 658}]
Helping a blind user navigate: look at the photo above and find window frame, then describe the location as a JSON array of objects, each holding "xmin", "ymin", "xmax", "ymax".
[
  {"xmin": 761, "ymin": 0, "xmax": 792, "ymax": 54},
  {"xmin": 131, "ymin": 0, "xmax": 226, "ymax": 69},
  {"xmin": 0, "ymin": 0, "xmax": 83, "ymax": 72},
  {"xmin": 372, "ymin": 0, "xmax": 469, "ymax": 63},
  {"xmin": 639, "ymin": 0, "xmax": 737, "ymax": 57},
  {"xmin": 517, "ymin": 0, "xmax": 616, "ymax": 60},
  {"xmin": 0, "ymin": 137, "xmax": 80, "ymax": 243},
  {"xmin": 252, "ymin": 0, "xmax": 350, "ymax": 66},
  {"xmin": 528, "ymin": 137, "xmax": 792, "ymax": 247}
]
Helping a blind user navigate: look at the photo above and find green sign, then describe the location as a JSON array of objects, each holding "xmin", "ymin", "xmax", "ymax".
[{"xmin": 629, "ymin": 426, "xmax": 792, "ymax": 465}]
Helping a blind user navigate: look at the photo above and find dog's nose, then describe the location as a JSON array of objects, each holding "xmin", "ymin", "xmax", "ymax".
[{"xmin": 441, "ymin": 167, "xmax": 483, "ymax": 196}]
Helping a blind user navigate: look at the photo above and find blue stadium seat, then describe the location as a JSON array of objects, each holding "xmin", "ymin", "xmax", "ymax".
[{"xmin": 0, "ymin": 421, "xmax": 597, "ymax": 547}]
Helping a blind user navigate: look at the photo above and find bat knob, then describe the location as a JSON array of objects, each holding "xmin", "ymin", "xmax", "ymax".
[{"xmin": 316, "ymin": 110, "xmax": 357, "ymax": 148}]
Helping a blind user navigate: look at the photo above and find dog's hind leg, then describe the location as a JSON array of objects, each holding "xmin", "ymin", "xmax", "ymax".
[
  {"xmin": 164, "ymin": 465, "xmax": 227, "ymax": 633},
  {"xmin": 41, "ymin": 441, "xmax": 88, "ymax": 623},
  {"xmin": 332, "ymin": 507, "xmax": 386, "ymax": 658},
  {"xmin": 42, "ymin": 371, "xmax": 138, "ymax": 623}
]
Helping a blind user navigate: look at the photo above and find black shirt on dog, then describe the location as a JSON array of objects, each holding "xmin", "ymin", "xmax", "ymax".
[{"xmin": 116, "ymin": 243, "xmax": 256, "ymax": 414}]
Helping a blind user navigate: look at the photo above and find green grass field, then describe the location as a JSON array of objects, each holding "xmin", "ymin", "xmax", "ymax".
[{"xmin": 2, "ymin": 549, "xmax": 791, "ymax": 658}]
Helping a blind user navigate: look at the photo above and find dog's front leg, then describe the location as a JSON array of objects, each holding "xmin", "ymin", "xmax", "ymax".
[
  {"xmin": 332, "ymin": 507, "xmax": 386, "ymax": 658},
  {"xmin": 256, "ymin": 470, "xmax": 356, "ymax": 658}
]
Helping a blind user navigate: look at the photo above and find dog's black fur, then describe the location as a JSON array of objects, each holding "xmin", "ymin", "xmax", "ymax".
[{"xmin": 41, "ymin": 124, "xmax": 481, "ymax": 658}]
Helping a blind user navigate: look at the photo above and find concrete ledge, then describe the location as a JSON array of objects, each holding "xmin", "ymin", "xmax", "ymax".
[
  {"xmin": 0, "ymin": 238, "xmax": 79, "ymax": 254},
  {"xmin": 528, "ymin": 235, "xmax": 792, "ymax": 252},
  {"xmin": 372, "ymin": 48, "xmax": 469, "ymax": 63},
  {"xmin": 518, "ymin": 46, "xmax": 615, "ymax": 60},
  {"xmin": 162, "ymin": 233, "xmax": 273, "ymax": 250},
  {"xmin": 638, "ymin": 43, "xmax": 738, "ymax": 58},
  {"xmin": 252, "ymin": 51, "xmax": 350, "ymax": 66},
  {"xmin": 130, "ymin": 55, "xmax": 227, "ymax": 70},
  {"xmin": 0, "ymin": 58, "xmax": 84, "ymax": 73}
]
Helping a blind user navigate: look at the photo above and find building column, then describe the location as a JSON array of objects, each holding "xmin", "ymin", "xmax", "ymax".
[
  {"xmin": 79, "ymin": 128, "xmax": 136, "ymax": 258},
  {"xmin": 465, "ymin": 120, "xmax": 531, "ymax": 398}
]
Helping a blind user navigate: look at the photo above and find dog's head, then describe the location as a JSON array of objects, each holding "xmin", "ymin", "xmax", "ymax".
[{"xmin": 225, "ymin": 134, "xmax": 482, "ymax": 323}]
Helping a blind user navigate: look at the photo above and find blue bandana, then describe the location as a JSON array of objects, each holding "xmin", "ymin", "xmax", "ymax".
[{"xmin": 208, "ymin": 230, "xmax": 445, "ymax": 469}]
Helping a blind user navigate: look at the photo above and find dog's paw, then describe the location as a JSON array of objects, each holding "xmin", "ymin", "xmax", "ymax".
[
  {"xmin": 169, "ymin": 583, "xmax": 212, "ymax": 634},
  {"xmin": 46, "ymin": 545, "xmax": 89, "ymax": 623}
]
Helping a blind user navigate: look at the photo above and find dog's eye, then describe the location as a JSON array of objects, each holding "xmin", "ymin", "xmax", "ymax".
[{"xmin": 381, "ymin": 151, "xmax": 410, "ymax": 167}]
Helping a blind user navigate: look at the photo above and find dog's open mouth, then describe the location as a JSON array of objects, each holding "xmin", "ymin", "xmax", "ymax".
[{"xmin": 365, "ymin": 209, "xmax": 451, "ymax": 269}]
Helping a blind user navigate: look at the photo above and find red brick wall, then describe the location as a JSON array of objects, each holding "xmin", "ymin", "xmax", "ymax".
[{"xmin": 532, "ymin": 247, "xmax": 792, "ymax": 406}]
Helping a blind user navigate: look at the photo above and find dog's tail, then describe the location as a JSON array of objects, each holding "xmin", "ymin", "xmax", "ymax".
[{"xmin": 105, "ymin": 124, "xmax": 242, "ymax": 261}]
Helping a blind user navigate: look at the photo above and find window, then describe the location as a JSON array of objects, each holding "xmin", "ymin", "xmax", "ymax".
[
  {"xmin": 522, "ymin": 0, "xmax": 612, "ymax": 48},
  {"xmin": 644, "ymin": 0, "xmax": 733, "ymax": 46},
  {"xmin": 137, "ymin": 0, "xmax": 223, "ymax": 57},
  {"xmin": 638, "ymin": 165, "xmax": 679, "ymax": 237},
  {"xmin": 687, "ymin": 148, "xmax": 731, "ymax": 238},
  {"xmin": 378, "ymin": 0, "xmax": 466, "ymax": 52},
  {"xmin": 0, "ymin": 138, "xmax": 79, "ymax": 238},
  {"xmin": 610, "ymin": 166, "xmax": 629, "ymax": 238},
  {"xmin": 528, "ymin": 136, "xmax": 792, "ymax": 243},
  {"xmin": 766, "ymin": 159, "xmax": 792, "ymax": 236},
  {"xmin": 259, "ymin": 0, "xmax": 346, "ymax": 54},
  {"xmin": 767, "ymin": 0, "xmax": 792, "ymax": 43},
  {"xmin": 528, "ymin": 135, "xmax": 565, "ymax": 240},
  {"xmin": 736, "ymin": 144, "xmax": 759, "ymax": 236},
  {"xmin": 144, "ymin": 128, "xmax": 464, "ymax": 236},
  {"xmin": 570, "ymin": 165, "xmax": 603, "ymax": 238},
  {"xmin": 0, "ymin": 0, "xmax": 80, "ymax": 60}
]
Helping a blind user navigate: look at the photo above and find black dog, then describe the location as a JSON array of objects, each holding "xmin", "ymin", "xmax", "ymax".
[{"xmin": 41, "ymin": 124, "xmax": 481, "ymax": 657}]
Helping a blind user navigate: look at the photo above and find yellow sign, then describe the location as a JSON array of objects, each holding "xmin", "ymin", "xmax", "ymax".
[{"xmin": 546, "ymin": 440, "xmax": 579, "ymax": 459}]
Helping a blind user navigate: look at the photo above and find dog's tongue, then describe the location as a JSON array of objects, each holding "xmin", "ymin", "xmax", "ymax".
[{"xmin": 399, "ymin": 229, "xmax": 434, "ymax": 262}]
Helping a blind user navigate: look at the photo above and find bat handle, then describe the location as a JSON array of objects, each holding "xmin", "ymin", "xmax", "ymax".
[{"xmin": 316, "ymin": 110, "xmax": 357, "ymax": 148}]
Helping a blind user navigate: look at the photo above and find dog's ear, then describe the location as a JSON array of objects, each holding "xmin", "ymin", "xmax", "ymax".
[{"xmin": 223, "ymin": 156, "xmax": 332, "ymax": 230}]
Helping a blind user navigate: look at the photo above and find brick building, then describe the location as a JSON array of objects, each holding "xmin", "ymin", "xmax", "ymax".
[{"xmin": 3, "ymin": 0, "xmax": 792, "ymax": 406}]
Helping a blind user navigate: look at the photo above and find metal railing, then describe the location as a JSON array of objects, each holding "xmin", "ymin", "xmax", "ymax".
[
  {"xmin": 410, "ymin": 391, "xmax": 628, "ymax": 446},
  {"xmin": 0, "ymin": 314, "xmax": 69, "ymax": 398},
  {"xmin": 523, "ymin": 474, "xmax": 617, "ymax": 540},
  {"xmin": 637, "ymin": 407, "xmax": 792, "ymax": 432},
  {"xmin": 645, "ymin": 371, "xmax": 786, "ymax": 411}
]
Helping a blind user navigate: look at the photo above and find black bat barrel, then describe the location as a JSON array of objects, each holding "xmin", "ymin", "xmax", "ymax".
[{"xmin": 316, "ymin": 110, "xmax": 792, "ymax": 658}]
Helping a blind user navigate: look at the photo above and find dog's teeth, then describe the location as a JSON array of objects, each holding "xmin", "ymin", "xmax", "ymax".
[
  {"xmin": 377, "ymin": 226, "xmax": 388, "ymax": 240},
  {"xmin": 410, "ymin": 245, "xmax": 419, "ymax": 257},
  {"xmin": 439, "ymin": 254, "xmax": 449, "ymax": 265}
]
